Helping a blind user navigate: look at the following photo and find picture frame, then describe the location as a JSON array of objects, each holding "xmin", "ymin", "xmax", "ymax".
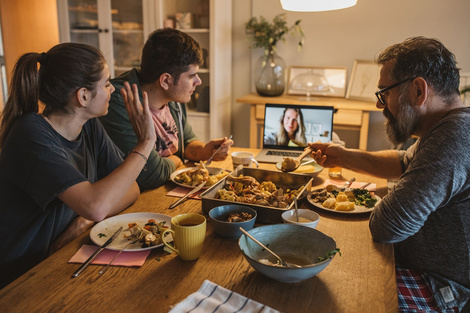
[
  {"xmin": 346, "ymin": 60, "xmax": 381, "ymax": 101},
  {"xmin": 459, "ymin": 71, "xmax": 470, "ymax": 107},
  {"xmin": 287, "ymin": 66, "xmax": 347, "ymax": 98}
]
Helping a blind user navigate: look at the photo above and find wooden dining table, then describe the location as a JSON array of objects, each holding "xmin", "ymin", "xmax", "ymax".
[{"xmin": 0, "ymin": 147, "xmax": 398, "ymax": 313}]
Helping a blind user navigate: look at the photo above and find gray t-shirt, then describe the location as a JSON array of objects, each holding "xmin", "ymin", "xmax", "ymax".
[
  {"xmin": 369, "ymin": 107, "xmax": 470, "ymax": 310},
  {"xmin": 0, "ymin": 114, "xmax": 124, "ymax": 288}
]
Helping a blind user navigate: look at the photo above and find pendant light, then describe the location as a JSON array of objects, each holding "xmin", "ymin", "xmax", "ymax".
[{"xmin": 280, "ymin": 0, "xmax": 357, "ymax": 12}]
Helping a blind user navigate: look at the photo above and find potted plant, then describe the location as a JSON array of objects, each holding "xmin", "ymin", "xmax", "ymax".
[{"xmin": 245, "ymin": 14, "xmax": 304, "ymax": 96}]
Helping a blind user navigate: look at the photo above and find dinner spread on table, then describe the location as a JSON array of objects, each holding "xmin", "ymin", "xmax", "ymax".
[
  {"xmin": 2, "ymin": 149, "xmax": 396, "ymax": 313},
  {"xmin": 73, "ymin": 158, "xmax": 374, "ymax": 278}
]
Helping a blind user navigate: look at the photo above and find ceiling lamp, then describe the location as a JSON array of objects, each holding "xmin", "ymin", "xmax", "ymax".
[{"xmin": 280, "ymin": 0, "xmax": 357, "ymax": 12}]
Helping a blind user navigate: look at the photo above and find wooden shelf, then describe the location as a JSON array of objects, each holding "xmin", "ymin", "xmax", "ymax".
[
  {"xmin": 69, "ymin": 6, "xmax": 118, "ymax": 14},
  {"xmin": 179, "ymin": 28, "xmax": 210, "ymax": 33}
]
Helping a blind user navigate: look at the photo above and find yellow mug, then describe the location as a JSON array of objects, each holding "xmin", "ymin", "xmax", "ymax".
[{"xmin": 163, "ymin": 213, "xmax": 206, "ymax": 261}]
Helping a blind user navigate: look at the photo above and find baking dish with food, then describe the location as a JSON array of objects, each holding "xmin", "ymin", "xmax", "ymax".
[{"xmin": 201, "ymin": 167, "xmax": 313, "ymax": 223}]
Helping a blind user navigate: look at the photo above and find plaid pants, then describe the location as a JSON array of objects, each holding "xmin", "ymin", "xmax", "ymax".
[{"xmin": 396, "ymin": 264, "xmax": 459, "ymax": 313}]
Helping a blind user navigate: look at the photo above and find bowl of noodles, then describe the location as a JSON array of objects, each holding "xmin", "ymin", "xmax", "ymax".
[{"xmin": 238, "ymin": 224, "xmax": 338, "ymax": 282}]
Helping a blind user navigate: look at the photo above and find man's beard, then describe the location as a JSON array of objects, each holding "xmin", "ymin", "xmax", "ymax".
[{"xmin": 383, "ymin": 92, "xmax": 421, "ymax": 146}]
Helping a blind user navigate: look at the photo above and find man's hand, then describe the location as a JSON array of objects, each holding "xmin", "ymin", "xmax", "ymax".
[
  {"xmin": 308, "ymin": 142, "xmax": 344, "ymax": 168},
  {"xmin": 205, "ymin": 136, "xmax": 234, "ymax": 161}
]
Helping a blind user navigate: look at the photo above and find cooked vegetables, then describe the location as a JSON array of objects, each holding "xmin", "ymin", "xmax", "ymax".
[
  {"xmin": 318, "ymin": 248, "xmax": 341, "ymax": 262},
  {"xmin": 125, "ymin": 219, "xmax": 169, "ymax": 248},
  {"xmin": 352, "ymin": 189, "xmax": 377, "ymax": 208},
  {"xmin": 174, "ymin": 162, "xmax": 228, "ymax": 187},
  {"xmin": 310, "ymin": 185, "xmax": 377, "ymax": 211},
  {"xmin": 215, "ymin": 174, "xmax": 303, "ymax": 208}
]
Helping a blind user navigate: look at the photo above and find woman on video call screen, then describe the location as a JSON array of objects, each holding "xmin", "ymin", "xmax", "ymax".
[{"xmin": 264, "ymin": 108, "xmax": 307, "ymax": 147}]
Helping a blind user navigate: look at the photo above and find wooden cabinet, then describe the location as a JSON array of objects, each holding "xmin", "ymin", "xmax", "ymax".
[
  {"xmin": 57, "ymin": 0, "xmax": 148, "ymax": 78},
  {"xmin": 57, "ymin": 0, "xmax": 232, "ymax": 143},
  {"xmin": 155, "ymin": 0, "xmax": 232, "ymax": 142},
  {"xmin": 236, "ymin": 93, "xmax": 381, "ymax": 150},
  {"xmin": 0, "ymin": 0, "xmax": 59, "ymax": 106}
]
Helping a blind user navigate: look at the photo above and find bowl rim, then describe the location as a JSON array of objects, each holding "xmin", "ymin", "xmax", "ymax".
[
  {"xmin": 209, "ymin": 205, "xmax": 257, "ymax": 224},
  {"xmin": 281, "ymin": 209, "xmax": 320, "ymax": 222}
]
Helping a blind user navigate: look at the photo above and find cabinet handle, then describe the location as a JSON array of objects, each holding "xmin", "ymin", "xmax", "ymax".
[{"xmin": 98, "ymin": 28, "xmax": 109, "ymax": 33}]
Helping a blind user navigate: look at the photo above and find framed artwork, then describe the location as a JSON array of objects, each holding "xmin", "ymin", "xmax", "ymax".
[
  {"xmin": 460, "ymin": 72, "xmax": 470, "ymax": 107},
  {"xmin": 346, "ymin": 60, "xmax": 381, "ymax": 101},
  {"xmin": 287, "ymin": 66, "xmax": 347, "ymax": 98}
]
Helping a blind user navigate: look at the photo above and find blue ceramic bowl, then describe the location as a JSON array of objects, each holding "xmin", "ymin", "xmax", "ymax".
[
  {"xmin": 209, "ymin": 205, "xmax": 257, "ymax": 239},
  {"xmin": 238, "ymin": 224, "xmax": 337, "ymax": 282}
]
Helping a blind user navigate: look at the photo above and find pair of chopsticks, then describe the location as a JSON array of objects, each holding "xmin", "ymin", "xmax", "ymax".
[{"xmin": 168, "ymin": 181, "xmax": 207, "ymax": 210}]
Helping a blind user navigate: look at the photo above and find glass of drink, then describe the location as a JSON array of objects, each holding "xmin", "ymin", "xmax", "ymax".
[{"xmin": 328, "ymin": 140, "xmax": 345, "ymax": 178}]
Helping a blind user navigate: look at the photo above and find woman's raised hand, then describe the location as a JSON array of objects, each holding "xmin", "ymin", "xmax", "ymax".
[{"xmin": 121, "ymin": 82, "xmax": 156, "ymax": 148}]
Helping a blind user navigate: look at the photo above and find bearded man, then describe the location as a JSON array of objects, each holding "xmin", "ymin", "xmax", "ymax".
[{"xmin": 308, "ymin": 36, "xmax": 470, "ymax": 312}]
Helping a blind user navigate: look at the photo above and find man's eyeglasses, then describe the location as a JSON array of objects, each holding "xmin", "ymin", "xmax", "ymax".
[{"xmin": 375, "ymin": 77, "xmax": 415, "ymax": 105}]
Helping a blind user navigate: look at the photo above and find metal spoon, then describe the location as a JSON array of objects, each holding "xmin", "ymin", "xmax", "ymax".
[
  {"xmin": 239, "ymin": 227, "xmax": 302, "ymax": 268},
  {"xmin": 359, "ymin": 182, "xmax": 371, "ymax": 189},
  {"xmin": 294, "ymin": 197, "xmax": 299, "ymax": 222},
  {"xmin": 280, "ymin": 148, "xmax": 313, "ymax": 172},
  {"xmin": 340, "ymin": 177, "xmax": 356, "ymax": 191}
]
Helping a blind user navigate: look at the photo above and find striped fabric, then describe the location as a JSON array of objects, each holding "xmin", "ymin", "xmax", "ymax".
[
  {"xmin": 396, "ymin": 264, "xmax": 458, "ymax": 313},
  {"xmin": 169, "ymin": 280, "xmax": 280, "ymax": 313}
]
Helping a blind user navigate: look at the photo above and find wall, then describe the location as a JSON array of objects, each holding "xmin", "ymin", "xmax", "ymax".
[
  {"xmin": 0, "ymin": 0, "xmax": 59, "ymax": 85},
  {"xmin": 232, "ymin": 0, "xmax": 470, "ymax": 150}
]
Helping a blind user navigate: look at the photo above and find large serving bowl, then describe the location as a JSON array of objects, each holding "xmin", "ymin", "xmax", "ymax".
[
  {"xmin": 209, "ymin": 205, "xmax": 257, "ymax": 239},
  {"xmin": 238, "ymin": 224, "xmax": 337, "ymax": 282},
  {"xmin": 281, "ymin": 209, "xmax": 320, "ymax": 229}
]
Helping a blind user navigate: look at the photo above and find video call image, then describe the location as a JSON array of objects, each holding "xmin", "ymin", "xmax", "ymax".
[{"xmin": 263, "ymin": 105, "xmax": 333, "ymax": 147}]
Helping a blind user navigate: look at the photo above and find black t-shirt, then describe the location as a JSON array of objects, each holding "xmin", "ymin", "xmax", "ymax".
[{"xmin": 0, "ymin": 114, "xmax": 123, "ymax": 287}]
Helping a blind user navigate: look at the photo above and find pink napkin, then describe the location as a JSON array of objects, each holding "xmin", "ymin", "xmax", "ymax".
[
  {"xmin": 68, "ymin": 245, "xmax": 150, "ymax": 267},
  {"xmin": 323, "ymin": 179, "xmax": 376, "ymax": 191},
  {"xmin": 166, "ymin": 186, "xmax": 204, "ymax": 199}
]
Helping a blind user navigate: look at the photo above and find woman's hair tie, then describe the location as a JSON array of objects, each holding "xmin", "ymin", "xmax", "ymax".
[{"xmin": 39, "ymin": 52, "xmax": 48, "ymax": 65}]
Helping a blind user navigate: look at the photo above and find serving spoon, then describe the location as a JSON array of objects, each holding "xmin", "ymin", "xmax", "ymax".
[
  {"xmin": 280, "ymin": 148, "xmax": 313, "ymax": 173},
  {"xmin": 239, "ymin": 227, "xmax": 302, "ymax": 268}
]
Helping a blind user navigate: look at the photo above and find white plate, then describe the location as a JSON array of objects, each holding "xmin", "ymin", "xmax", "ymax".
[
  {"xmin": 307, "ymin": 188, "xmax": 381, "ymax": 214},
  {"xmin": 170, "ymin": 167, "xmax": 228, "ymax": 189},
  {"xmin": 275, "ymin": 161, "xmax": 323, "ymax": 177},
  {"xmin": 90, "ymin": 212, "xmax": 173, "ymax": 251}
]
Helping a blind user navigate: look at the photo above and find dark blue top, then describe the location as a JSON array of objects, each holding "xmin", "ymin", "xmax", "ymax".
[{"xmin": 0, "ymin": 114, "xmax": 123, "ymax": 288}]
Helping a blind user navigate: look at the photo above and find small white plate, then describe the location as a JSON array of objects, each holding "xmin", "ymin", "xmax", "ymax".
[
  {"xmin": 90, "ymin": 212, "xmax": 173, "ymax": 251},
  {"xmin": 275, "ymin": 161, "xmax": 323, "ymax": 176},
  {"xmin": 170, "ymin": 167, "xmax": 228, "ymax": 189},
  {"xmin": 307, "ymin": 188, "xmax": 381, "ymax": 214}
]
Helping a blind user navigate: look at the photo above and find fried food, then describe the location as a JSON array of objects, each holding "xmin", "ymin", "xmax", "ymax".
[
  {"xmin": 215, "ymin": 174, "xmax": 303, "ymax": 208},
  {"xmin": 174, "ymin": 162, "xmax": 228, "ymax": 187},
  {"xmin": 281, "ymin": 157, "xmax": 297, "ymax": 172}
]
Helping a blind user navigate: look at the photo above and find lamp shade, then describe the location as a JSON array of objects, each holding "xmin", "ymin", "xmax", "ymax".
[{"xmin": 280, "ymin": 0, "xmax": 357, "ymax": 12}]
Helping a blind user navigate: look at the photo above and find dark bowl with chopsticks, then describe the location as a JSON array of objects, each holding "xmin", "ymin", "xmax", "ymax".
[{"xmin": 209, "ymin": 205, "xmax": 257, "ymax": 239}]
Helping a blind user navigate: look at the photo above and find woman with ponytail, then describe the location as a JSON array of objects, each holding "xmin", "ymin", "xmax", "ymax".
[{"xmin": 0, "ymin": 43, "xmax": 155, "ymax": 288}]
